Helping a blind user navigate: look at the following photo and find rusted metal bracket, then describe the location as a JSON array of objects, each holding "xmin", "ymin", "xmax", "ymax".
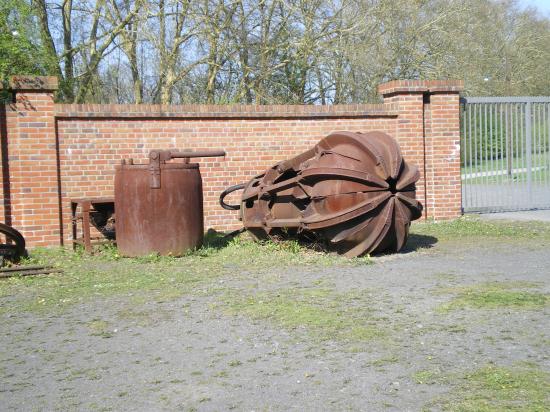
[{"xmin": 149, "ymin": 151, "xmax": 162, "ymax": 189}]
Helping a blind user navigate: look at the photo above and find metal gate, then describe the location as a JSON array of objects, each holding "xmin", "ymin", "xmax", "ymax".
[{"xmin": 460, "ymin": 96, "xmax": 550, "ymax": 212}]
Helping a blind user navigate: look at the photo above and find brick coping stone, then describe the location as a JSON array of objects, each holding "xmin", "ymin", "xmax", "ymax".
[{"xmin": 54, "ymin": 103, "xmax": 398, "ymax": 119}]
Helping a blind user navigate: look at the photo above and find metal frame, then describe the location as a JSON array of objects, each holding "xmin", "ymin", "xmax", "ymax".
[
  {"xmin": 71, "ymin": 198, "xmax": 114, "ymax": 252},
  {"xmin": 461, "ymin": 96, "xmax": 550, "ymax": 213},
  {"xmin": 462, "ymin": 96, "xmax": 550, "ymax": 103}
]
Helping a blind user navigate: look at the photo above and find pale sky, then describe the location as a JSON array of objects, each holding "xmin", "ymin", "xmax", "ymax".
[{"xmin": 519, "ymin": 0, "xmax": 550, "ymax": 15}]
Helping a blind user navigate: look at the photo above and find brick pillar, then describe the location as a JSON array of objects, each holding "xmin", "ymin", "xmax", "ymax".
[
  {"xmin": 378, "ymin": 80, "xmax": 464, "ymax": 220},
  {"xmin": 3, "ymin": 76, "xmax": 61, "ymax": 246},
  {"xmin": 424, "ymin": 88, "xmax": 463, "ymax": 219}
]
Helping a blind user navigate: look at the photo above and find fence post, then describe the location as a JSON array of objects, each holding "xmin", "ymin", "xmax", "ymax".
[{"xmin": 525, "ymin": 101, "xmax": 532, "ymax": 204}]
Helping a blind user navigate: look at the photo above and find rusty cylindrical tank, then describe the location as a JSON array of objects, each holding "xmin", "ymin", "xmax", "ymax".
[
  {"xmin": 115, "ymin": 150, "xmax": 225, "ymax": 256},
  {"xmin": 220, "ymin": 131, "xmax": 422, "ymax": 257}
]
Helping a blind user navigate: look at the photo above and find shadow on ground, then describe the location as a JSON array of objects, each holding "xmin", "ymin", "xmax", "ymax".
[
  {"xmin": 398, "ymin": 233, "xmax": 438, "ymax": 254},
  {"xmin": 203, "ymin": 228, "xmax": 244, "ymax": 249}
]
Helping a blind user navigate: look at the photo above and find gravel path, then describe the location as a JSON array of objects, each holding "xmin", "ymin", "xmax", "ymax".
[{"xmin": 1, "ymin": 237, "xmax": 549, "ymax": 411}]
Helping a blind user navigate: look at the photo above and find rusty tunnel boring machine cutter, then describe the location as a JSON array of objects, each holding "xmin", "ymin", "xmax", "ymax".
[{"xmin": 220, "ymin": 131, "xmax": 423, "ymax": 257}]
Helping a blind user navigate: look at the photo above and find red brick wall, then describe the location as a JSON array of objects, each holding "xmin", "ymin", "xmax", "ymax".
[
  {"xmin": 0, "ymin": 77, "xmax": 61, "ymax": 245},
  {"xmin": 0, "ymin": 76, "xmax": 464, "ymax": 247}
]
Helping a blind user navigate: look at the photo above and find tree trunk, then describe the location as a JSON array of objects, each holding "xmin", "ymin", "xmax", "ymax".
[{"xmin": 62, "ymin": 0, "xmax": 74, "ymax": 101}]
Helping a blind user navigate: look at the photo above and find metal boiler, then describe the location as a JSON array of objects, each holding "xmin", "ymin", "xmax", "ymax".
[{"xmin": 115, "ymin": 149, "xmax": 225, "ymax": 256}]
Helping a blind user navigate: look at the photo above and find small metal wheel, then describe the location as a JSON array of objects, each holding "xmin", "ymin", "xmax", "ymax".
[{"xmin": 0, "ymin": 223, "xmax": 28, "ymax": 265}]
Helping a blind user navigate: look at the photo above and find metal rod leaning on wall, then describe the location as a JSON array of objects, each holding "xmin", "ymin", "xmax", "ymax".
[
  {"xmin": 0, "ymin": 265, "xmax": 61, "ymax": 279},
  {"xmin": 148, "ymin": 150, "xmax": 226, "ymax": 189}
]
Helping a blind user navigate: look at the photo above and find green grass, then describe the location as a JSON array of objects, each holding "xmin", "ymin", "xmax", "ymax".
[
  {"xmin": 432, "ymin": 364, "xmax": 550, "ymax": 411},
  {"xmin": 221, "ymin": 287, "xmax": 385, "ymax": 343},
  {"xmin": 413, "ymin": 370, "xmax": 440, "ymax": 384},
  {"xmin": 462, "ymin": 149, "xmax": 550, "ymax": 184},
  {"xmin": 87, "ymin": 319, "xmax": 114, "ymax": 338},
  {"xmin": 411, "ymin": 215, "xmax": 550, "ymax": 241},
  {"xmin": 2, "ymin": 218, "xmax": 549, "ymax": 316},
  {"xmin": 462, "ymin": 151, "xmax": 550, "ymax": 175},
  {"xmin": 465, "ymin": 169, "xmax": 550, "ymax": 184},
  {"xmin": 436, "ymin": 282, "xmax": 549, "ymax": 312},
  {"xmin": 366, "ymin": 355, "xmax": 400, "ymax": 367},
  {"xmin": 0, "ymin": 233, "xmax": 369, "ymax": 315}
]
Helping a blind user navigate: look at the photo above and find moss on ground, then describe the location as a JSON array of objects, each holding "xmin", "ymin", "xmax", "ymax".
[
  {"xmin": 428, "ymin": 364, "xmax": 550, "ymax": 411},
  {"xmin": 0, "ymin": 233, "xmax": 369, "ymax": 315},
  {"xmin": 221, "ymin": 287, "xmax": 385, "ymax": 343},
  {"xmin": 411, "ymin": 215, "xmax": 550, "ymax": 241},
  {"xmin": 413, "ymin": 369, "xmax": 441, "ymax": 384},
  {"xmin": 436, "ymin": 282, "xmax": 549, "ymax": 312},
  {"xmin": 87, "ymin": 319, "xmax": 114, "ymax": 338}
]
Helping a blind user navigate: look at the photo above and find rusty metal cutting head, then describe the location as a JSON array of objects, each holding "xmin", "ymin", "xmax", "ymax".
[{"xmin": 220, "ymin": 131, "xmax": 423, "ymax": 256}]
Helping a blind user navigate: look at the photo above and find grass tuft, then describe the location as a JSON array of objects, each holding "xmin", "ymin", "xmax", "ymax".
[
  {"xmin": 87, "ymin": 319, "xmax": 114, "ymax": 338},
  {"xmin": 412, "ymin": 216, "xmax": 550, "ymax": 241},
  {"xmin": 413, "ymin": 370, "xmax": 440, "ymax": 384},
  {"xmin": 432, "ymin": 364, "xmax": 550, "ymax": 411},
  {"xmin": 437, "ymin": 282, "xmax": 549, "ymax": 312},
  {"xmin": 0, "ymin": 233, "xmax": 368, "ymax": 315},
  {"xmin": 221, "ymin": 287, "xmax": 385, "ymax": 343}
]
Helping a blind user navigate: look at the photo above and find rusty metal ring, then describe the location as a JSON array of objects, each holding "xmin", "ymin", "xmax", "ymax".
[
  {"xmin": 0, "ymin": 223, "xmax": 28, "ymax": 263},
  {"xmin": 219, "ymin": 184, "xmax": 245, "ymax": 210}
]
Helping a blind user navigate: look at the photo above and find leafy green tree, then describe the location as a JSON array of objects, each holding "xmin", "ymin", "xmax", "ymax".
[{"xmin": 0, "ymin": 0, "xmax": 52, "ymax": 88}]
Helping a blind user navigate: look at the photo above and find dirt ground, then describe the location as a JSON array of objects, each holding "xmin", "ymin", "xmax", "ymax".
[{"xmin": 1, "ymin": 220, "xmax": 549, "ymax": 411}]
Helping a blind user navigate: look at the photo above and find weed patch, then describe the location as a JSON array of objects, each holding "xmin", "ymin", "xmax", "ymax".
[
  {"xmin": 429, "ymin": 364, "xmax": 550, "ymax": 411},
  {"xmin": 413, "ymin": 370, "xmax": 441, "ymax": 384},
  {"xmin": 87, "ymin": 319, "xmax": 114, "ymax": 338},
  {"xmin": 221, "ymin": 287, "xmax": 385, "ymax": 343},
  {"xmin": 437, "ymin": 282, "xmax": 549, "ymax": 312},
  {"xmin": 412, "ymin": 216, "xmax": 550, "ymax": 241},
  {"xmin": 0, "ymin": 233, "xmax": 368, "ymax": 315},
  {"xmin": 366, "ymin": 355, "xmax": 400, "ymax": 367}
]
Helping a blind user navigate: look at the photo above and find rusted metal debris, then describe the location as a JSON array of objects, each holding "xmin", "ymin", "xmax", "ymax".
[
  {"xmin": 89, "ymin": 201, "xmax": 116, "ymax": 240},
  {"xmin": 115, "ymin": 149, "xmax": 226, "ymax": 257},
  {"xmin": 220, "ymin": 131, "xmax": 422, "ymax": 256},
  {"xmin": 0, "ymin": 223, "xmax": 28, "ymax": 264},
  {"xmin": 0, "ymin": 223, "xmax": 60, "ymax": 278},
  {"xmin": 0, "ymin": 265, "xmax": 61, "ymax": 279},
  {"xmin": 71, "ymin": 198, "xmax": 115, "ymax": 253}
]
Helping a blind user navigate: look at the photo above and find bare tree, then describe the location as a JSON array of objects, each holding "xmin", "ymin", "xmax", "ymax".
[{"xmin": 26, "ymin": 0, "xmax": 550, "ymax": 104}]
